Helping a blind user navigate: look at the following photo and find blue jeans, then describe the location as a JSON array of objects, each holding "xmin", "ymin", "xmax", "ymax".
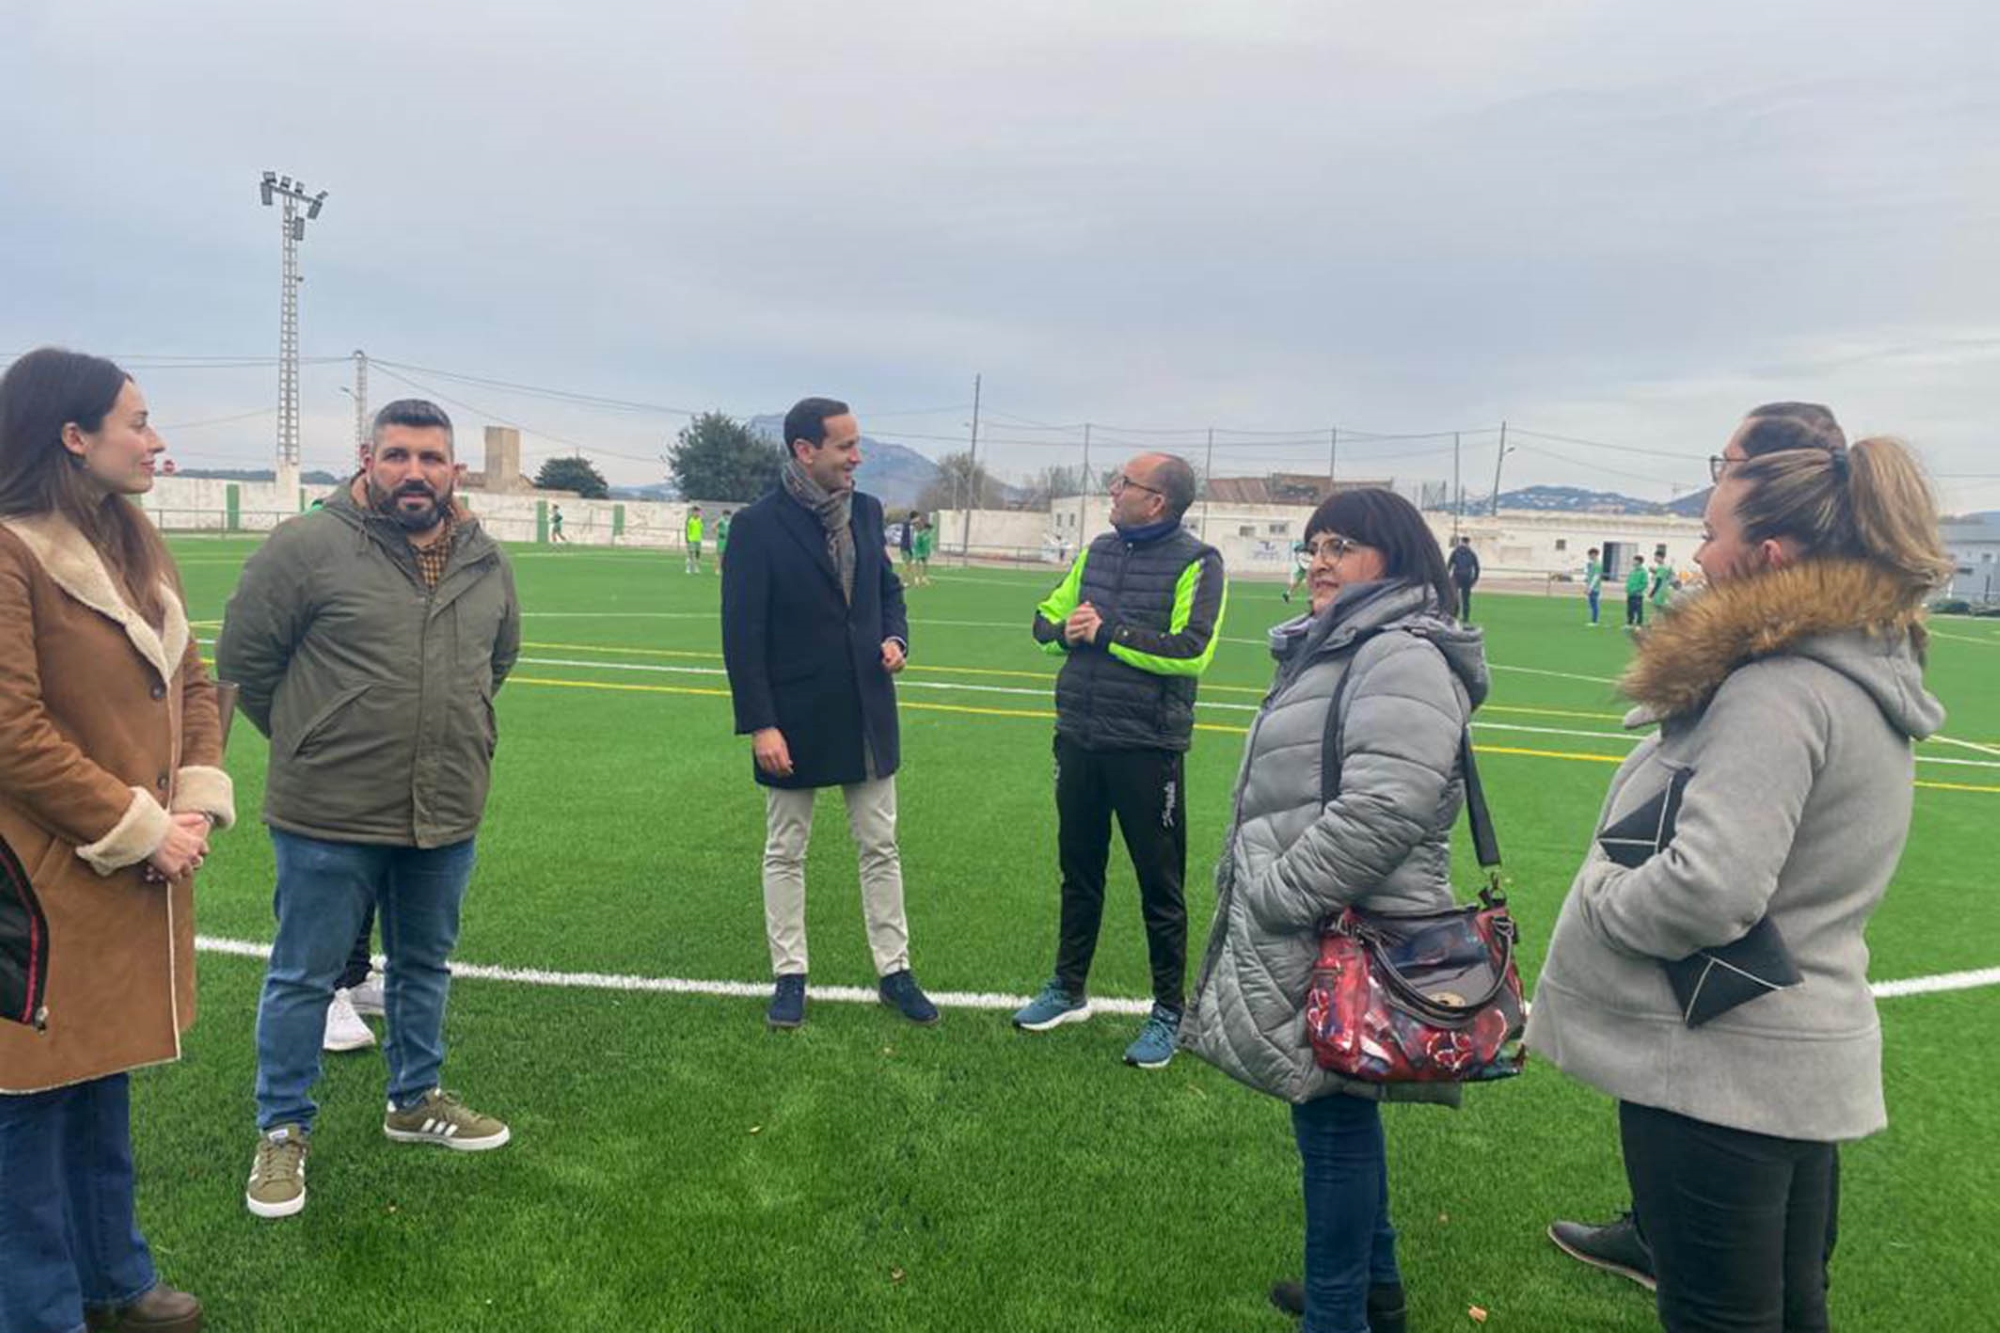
[
  {"xmin": 0, "ymin": 1075, "xmax": 158, "ymax": 1333},
  {"xmin": 1588, "ymin": 589, "xmax": 1602, "ymax": 623},
  {"xmin": 254, "ymin": 831, "xmax": 477, "ymax": 1131},
  {"xmin": 1292, "ymin": 1093, "xmax": 1400, "ymax": 1333}
]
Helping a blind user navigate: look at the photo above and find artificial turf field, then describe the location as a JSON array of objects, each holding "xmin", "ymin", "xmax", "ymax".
[{"xmin": 134, "ymin": 536, "xmax": 1998, "ymax": 1332}]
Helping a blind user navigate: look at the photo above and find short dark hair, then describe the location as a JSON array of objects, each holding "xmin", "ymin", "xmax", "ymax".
[
  {"xmin": 372, "ymin": 398, "xmax": 454, "ymax": 450},
  {"xmin": 783, "ymin": 397, "xmax": 851, "ymax": 459},
  {"xmin": 1150, "ymin": 454, "xmax": 1197, "ymax": 520},
  {"xmin": 1587, "ymin": 546, "xmax": 1599, "ymax": 554},
  {"xmin": 1304, "ymin": 487, "xmax": 1456, "ymax": 616},
  {"xmin": 1739, "ymin": 402, "xmax": 1845, "ymax": 458}
]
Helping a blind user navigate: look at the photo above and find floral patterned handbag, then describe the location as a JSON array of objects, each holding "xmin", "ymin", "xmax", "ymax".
[{"xmin": 1304, "ymin": 666, "xmax": 1526, "ymax": 1083}]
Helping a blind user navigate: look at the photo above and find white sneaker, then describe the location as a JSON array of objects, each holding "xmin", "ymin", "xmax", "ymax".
[
  {"xmin": 323, "ymin": 990, "xmax": 376, "ymax": 1053},
  {"xmin": 346, "ymin": 970, "xmax": 386, "ymax": 1017}
]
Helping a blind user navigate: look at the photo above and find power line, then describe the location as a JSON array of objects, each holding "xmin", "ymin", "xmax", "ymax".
[
  {"xmin": 157, "ymin": 407, "xmax": 278, "ymax": 431},
  {"xmin": 369, "ymin": 363, "xmax": 664, "ymax": 466},
  {"xmin": 1508, "ymin": 426, "xmax": 1707, "ymax": 462}
]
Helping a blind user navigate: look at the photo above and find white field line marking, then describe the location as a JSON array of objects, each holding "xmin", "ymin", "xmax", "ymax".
[
  {"xmin": 1489, "ymin": 663, "xmax": 1622, "ymax": 686},
  {"xmin": 191, "ymin": 936, "xmax": 1154, "ymax": 1014},
  {"xmin": 191, "ymin": 935, "xmax": 1996, "ymax": 1006},
  {"xmin": 1930, "ymin": 629, "xmax": 1998, "ymax": 647}
]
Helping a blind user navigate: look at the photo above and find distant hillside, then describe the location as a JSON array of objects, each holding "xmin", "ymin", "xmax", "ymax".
[
  {"xmin": 1665, "ymin": 488, "xmax": 1710, "ymax": 518},
  {"xmin": 747, "ymin": 414, "xmax": 941, "ymax": 510},
  {"xmin": 609, "ymin": 482, "xmax": 677, "ymax": 502},
  {"xmin": 1494, "ymin": 484, "xmax": 1667, "ymax": 516},
  {"xmin": 171, "ymin": 467, "xmax": 343, "ymax": 485}
]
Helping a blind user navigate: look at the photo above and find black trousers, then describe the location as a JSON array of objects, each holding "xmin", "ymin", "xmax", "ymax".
[
  {"xmin": 1455, "ymin": 581, "xmax": 1474, "ymax": 620},
  {"xmin": 1621, "ymin": 1101, "xmax": 1839, "ymax": 1333},
  {"xmin": 336, "ymin": 905, "xmax": 376, "ymax": 992},
  {"xmin": 1052, "ymin": 734, "xmax": 1187, "ymax": 1010}
]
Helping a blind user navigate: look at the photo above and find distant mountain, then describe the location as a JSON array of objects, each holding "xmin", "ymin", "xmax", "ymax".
[
  {"xmin": 609, "ymin": 482, "xmax": 677, "ymax": 502},
  {"xmin": 747, "ymin": 414, "xmax": 941, "ymax": 510},
  {"xmin": 170, "ymin": 467, "xmax": 342, "ymax": 485},
  {"xmin": 1494, "ymin": 484, "xmax": 1668, "ymax": 516},
  {"xmin": 1665, "ymin": 488, "xmax": 1710, "ymax": 518}
]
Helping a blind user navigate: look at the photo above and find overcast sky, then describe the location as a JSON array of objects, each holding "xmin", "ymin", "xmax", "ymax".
[{"xmin": 5, "ymin": 1, "xmax": 1996, "ymax": 508}]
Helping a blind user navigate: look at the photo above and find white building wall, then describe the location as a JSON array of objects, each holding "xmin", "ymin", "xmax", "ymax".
[{"xmin": 936, "ymin": 500, "xmax": 1709, "ymax": 581}]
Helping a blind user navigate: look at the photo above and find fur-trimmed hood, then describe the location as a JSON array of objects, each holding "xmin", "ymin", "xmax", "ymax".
[{"xmin": 1622, "ymin": 558, "xmax": 1943, "ymax": 738}]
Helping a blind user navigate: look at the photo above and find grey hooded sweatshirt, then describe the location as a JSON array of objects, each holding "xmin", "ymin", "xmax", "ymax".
[
  {"xmin": 1527, "ymin": 559, "xmax": 1945, "ymax": 1142},
  {"xmin": 1182, "ymin": 580, "xmax": 1490, "ymax": 1105}
]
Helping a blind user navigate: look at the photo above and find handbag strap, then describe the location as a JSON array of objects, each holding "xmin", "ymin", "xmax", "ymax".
[
  {"xmin": 1350, "ymin": 909, "xmax": 1518, "ymax": 1022},
  {"xmin": 1318, "ymin": 629, "xmax": 1504, "ymax": 881}
]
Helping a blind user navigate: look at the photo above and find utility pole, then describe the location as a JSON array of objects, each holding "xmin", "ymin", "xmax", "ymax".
[
  {"xmin": 259, "ymin": 171, "xmax": 327, "ymax": 510},
  {"xmin": 1201, "ymin": 427, "xmax": 1215, "ymax": 540},
  {"xmin": 1327, "ymin": 426, "xmax": 1338, "ymax": 496},
  {"xmin": 351, "ymin": 349, "xmax": 369, "ymax": 468},
  {"xmin": 963, "ymin": 372, "xmax": 982, "ymax": 558},
  {"xmin": 1490, "ymin": 420, "xmax": 1512, "ymax": 517},
  {"xmin": 1452, "ymin": 431, "xmax": 1463, "ymax": 539},
  {"xmin": 1079, "ymin": 422, "xmax": 1092, "ymax": 551}
]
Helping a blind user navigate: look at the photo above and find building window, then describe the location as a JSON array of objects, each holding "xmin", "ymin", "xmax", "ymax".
[
  {"xmin": 1555, "ymin": 539, "xmax": 1568, "ymax": 552},
  {"xmin": 1268, "ymin": 522, "xmax": 1291, "ymax": 535},
  {"xmin": 1238, "ymin": 525, "xmax": 1256, "ymax": 537}
]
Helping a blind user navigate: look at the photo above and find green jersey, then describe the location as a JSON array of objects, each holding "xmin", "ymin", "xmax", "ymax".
[
  {"xmin": 716, "ymin": 516, "xmax": 731, "ymax": 549},
  {"xmin": 685, "ymin": 514, "xmax": 704, "ymax": 544},
  {"xmin": 1585, "ymin": 558, "xmax": 1603, "ymax": 594},
  {"xmin": 1625, "ymin": 565, "xmax": 1649, "ymax": 596}
]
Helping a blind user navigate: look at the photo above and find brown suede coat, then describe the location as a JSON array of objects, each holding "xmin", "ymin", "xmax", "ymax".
[{"xmin": 0, "ymin": 512, "xmax": 235, "ymax": 1094}]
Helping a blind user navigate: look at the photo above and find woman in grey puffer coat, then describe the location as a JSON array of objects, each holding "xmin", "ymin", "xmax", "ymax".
[
  {"xmin": 1529, "ymin": 435, "xmax": 1950, "ymax": 1332},
  {"xmin": 1183, "ymin": 489, "xmax": 1488, "ymax": 1333}
]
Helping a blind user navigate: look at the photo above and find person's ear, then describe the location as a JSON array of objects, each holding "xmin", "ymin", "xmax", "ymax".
[
  {"xmin": 61, "ymin": 421, "xmax": 88, "ymax": 458},
  {"xmin": 1759, "ymin": 538, "xmax": 1790, "ymax": 570}
]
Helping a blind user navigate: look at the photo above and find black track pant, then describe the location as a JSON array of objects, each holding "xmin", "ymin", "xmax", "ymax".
[
  {"xmin": 1622, "ymin": 1101, "xmax": 1839, "ymax": 1333},
  {"xmin": 1455, "ymin": 581, "xmax": 1475, "ymax": 620},
  {"xmin": 1627, "ymin": 592, "xmax": 1646, "ymax": 627},
  {"xmin": 1052, "ymin": 734, "xmax": 1187, "ymax": 1011}
]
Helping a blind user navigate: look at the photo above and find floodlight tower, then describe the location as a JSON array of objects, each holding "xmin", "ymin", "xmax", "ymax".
[{"xmin": 259, "ymin": 172, "xmax": 328, "ymax": 507}]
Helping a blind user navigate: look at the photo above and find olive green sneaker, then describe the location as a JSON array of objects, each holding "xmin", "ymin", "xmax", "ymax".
[
  {"xmin": 383, "ymin": 1088, "xmax": 511, "ymax": 1151},
  {"xmin": 246, "ymin": 1124, "xmax": 309, "ymax": 1219}
]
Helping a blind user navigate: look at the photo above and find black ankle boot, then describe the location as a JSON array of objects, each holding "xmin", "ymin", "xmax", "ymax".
[
  {"xmin": 1268, "ymin": 1280, "xmax": 1408, "ymax": 1331},
  {"xmin": 1366, "ymin": 1281, "xmax": 1408, "ymax": 1333}
]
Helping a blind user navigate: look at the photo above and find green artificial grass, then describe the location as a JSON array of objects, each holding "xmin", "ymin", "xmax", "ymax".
[{"xmin": 118, "ymin": 538, "xmax": 2000, "ymax": 1331}]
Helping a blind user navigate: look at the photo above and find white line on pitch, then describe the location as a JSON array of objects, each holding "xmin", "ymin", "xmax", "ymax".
[
  {"xmin": 192, "ymin": 935, "xmax": 1995, "ymax": 1007},
  {"xmin": 191, "ymin": 936, "xmax": 1152, "ymax": 1014}
]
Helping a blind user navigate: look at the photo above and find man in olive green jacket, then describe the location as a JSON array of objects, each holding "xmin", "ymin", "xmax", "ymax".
[{"xmin": 217, "ymin": 399, "xmax": 521, "ymax": 1220}]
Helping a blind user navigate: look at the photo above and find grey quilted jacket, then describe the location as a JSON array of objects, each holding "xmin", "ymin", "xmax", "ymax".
[{"xmin": 1182, "ymin": 580, "xmax": 1489, "ymax": 1104}]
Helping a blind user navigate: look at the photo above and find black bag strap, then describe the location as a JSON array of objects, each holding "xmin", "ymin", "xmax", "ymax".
[{"xmin": 1318, "ymin": 629, "xmax": 1504, "ymax": 881}]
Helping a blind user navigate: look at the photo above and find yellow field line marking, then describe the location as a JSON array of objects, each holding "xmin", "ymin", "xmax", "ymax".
[
  {"xmin": 510, "ymin": 675, "xmax": 2000, "ymax": 791},
  {"xmin": 517, "ymin": 640, "xmax": 1273, "ymax": 693}
]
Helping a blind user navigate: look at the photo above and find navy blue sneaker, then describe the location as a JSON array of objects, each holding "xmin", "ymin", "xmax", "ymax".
[
  {"xmin": 878, "ymin": 970, "xmax": 941, "ymax": 1026},
  {"xmin": 767, "ymin": 974, "xmax": 807, "ymax": 1030},
  {"xmin": 1123, "ymin": 1003, "xmax": 1182, "ymax": 1069},
  {"xmin": 1012, "ymin": 980, "xmax": 1090, "ymax": 1031}
]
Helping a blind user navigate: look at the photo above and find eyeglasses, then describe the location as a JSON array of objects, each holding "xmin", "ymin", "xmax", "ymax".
[
  {"xmin": 1109, "ymin": 473, "xmax": 1163, "ymax": 497},
  {"xmin": 1307, "ymin": 535, "xmax": 1366, "ymax": 562},
  {"xmin": 1708, "ymin": 454, "xmax": 1738, "ymax": 483}
]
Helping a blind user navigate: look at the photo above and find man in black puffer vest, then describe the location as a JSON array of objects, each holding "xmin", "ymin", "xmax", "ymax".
[{"xmin": 1013, "ymin": 453, "xmax": 1227, "ymax": 1069}]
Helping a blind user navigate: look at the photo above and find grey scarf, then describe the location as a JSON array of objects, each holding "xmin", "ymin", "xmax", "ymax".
[{"xmin": 781, "ymin": 459, "xmax": 856, "ymax": 603}]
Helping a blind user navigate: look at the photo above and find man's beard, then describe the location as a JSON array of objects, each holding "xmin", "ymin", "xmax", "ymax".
[{"xmin": 368, "ymin": 476, "xmax": 449, "ymax": 532}]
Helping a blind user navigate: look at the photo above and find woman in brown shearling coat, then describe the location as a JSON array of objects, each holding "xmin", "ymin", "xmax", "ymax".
[{"xmin": 0, "ymin": 349, "xmax": 235, "ymax": 1333}]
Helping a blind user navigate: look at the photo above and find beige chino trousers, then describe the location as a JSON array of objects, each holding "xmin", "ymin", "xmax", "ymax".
[{"xmin": 761, "ymin": 775, "xmax": 910, "ymax": 978}]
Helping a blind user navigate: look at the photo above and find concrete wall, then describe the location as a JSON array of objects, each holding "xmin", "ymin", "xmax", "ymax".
[{"xmin": 138, "ymin": 475, "xmax": 753, "ymax": 551}]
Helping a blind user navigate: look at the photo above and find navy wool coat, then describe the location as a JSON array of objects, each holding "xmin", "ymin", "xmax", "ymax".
[{"xmin": 720, "ymin": 487, "xmax": 909, "ymax": 789}]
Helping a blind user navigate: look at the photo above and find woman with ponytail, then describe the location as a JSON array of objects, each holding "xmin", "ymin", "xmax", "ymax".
[
  {"xmin": 1528, "ymin": 416, "xmax": 1949, "ymax": 1331},
  {"xmin": 0, "ymin": 349, "xmax": 232, "ymax": 1333}
]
